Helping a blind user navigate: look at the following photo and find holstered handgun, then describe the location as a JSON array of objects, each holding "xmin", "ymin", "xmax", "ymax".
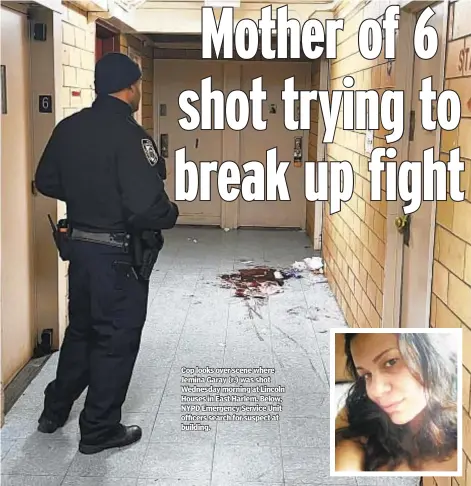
[
  {"xmin": 132, "ymin": 233, "xmax": 144, "ymax": 267},
  {"xmin": 132, "ymin": 230, "xmax": 164, "ymax": 281},
  {"xmin": 47, "ymin": 214, "xmax": 71, "ymax": 261}
]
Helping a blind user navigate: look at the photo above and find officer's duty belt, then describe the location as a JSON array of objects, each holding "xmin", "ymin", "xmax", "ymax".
[{"xmin": 70, "ymin": 229, "xmax": 129, "ymax": 249}]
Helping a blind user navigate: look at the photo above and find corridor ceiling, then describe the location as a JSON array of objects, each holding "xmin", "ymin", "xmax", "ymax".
[{"xmin": 110, "ymin": 0, "xmax": 337, "ymax": 34}]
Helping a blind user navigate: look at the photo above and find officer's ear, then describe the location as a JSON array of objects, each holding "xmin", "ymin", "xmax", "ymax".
[{"xmin": 128, "ymin": 82, "xmax": 139, "ymax": 96}]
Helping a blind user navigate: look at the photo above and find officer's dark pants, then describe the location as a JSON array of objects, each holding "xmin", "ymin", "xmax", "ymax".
[{"xmin": 41, "ymin": 240, "xmax": 149, "ymax": 444}]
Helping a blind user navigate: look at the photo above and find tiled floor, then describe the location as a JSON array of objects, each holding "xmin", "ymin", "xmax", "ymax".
[{"xmin": 0, "ymin": 228, "xmax": 420, "ymax": 485}]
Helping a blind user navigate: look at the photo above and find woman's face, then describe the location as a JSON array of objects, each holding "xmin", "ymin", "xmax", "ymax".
[{"xmin": 350, "ymin": 333, "xmax": 427, "ymax": 425}]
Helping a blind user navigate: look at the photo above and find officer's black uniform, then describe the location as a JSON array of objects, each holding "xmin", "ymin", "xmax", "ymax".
[{"xmin": 34, "ymin": 53, "xmax": 179, "ymax": 454}]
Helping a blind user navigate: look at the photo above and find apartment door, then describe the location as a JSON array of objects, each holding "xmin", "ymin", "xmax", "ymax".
[
  {"xmin": 95, "ymin": 22, "xmax": 119, "ymax": 62},
  {"xmin": 238, "ymin": 62, "xmax": 309, "ymax": 228},
  {"xmin": 1, "ymin": 5, "xmax": 34, "ymax": 384},
  {"xmin": 400, "ymin": 2, "xmax": 445, "ymax": 327},
  {"xmin": 155, "ymin": 60, "xmax": 224, "ymax": 225}
]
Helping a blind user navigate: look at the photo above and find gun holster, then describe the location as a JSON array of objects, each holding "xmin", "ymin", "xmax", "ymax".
[
  {"xmin": 48, "ymin": 214, "xmax": 71, "ymax": 261},
  {"xmin": 132, "ymin": 230, "xmax": 164, "ymax": 281}
]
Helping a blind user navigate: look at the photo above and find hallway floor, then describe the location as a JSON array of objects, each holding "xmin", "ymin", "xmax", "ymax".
[{"xmin": 1, "ymin": 228, "xmax": 419, "ymax": 485}]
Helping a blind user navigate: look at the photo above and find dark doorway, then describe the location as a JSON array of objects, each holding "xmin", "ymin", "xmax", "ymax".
[{"xmin": 95, "ymin": 22, "xmax": 120, "ymax": 62}]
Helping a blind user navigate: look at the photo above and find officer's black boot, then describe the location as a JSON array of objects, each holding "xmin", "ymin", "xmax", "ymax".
[
  {"xmin": 78, "ymin": 424, "xmax": 142, "ymax": 454},
  {"xmin": 37, "ymin": 415, "xmax": 61, "ymax": 434},
  {"xmin": 38, "ymin": 381, "xmax": 79, "ymax": 434},
  {"xmin": 37, "ymin": 410, "xmax": 67, "ymax": 434}
]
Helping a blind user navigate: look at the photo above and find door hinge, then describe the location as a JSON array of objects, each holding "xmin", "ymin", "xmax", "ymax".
[
  {"xmin": 409, "ymin": 110, "xmax": 416, "ymax": 142},
  {"xmin": 31, "ymin": 180, "xmax": 37, "ymax": 195}
]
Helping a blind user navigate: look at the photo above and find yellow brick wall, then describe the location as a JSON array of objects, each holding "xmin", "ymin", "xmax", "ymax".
[
  {"xmin": 120, "ymin": 35, "xmax": 154, "ymax": 133},
  {"xmin": 427, "ymin": 1, "xmax": 471, "ymax": 485},
  {"xmin": 325, "ymin": 0, "xmax": 470, "ymax": 482},
  {"xmin": 322, "ymin": 0, "xmax": 389, "ymax": 328},
  {"xmin": 61, "ymin": 3, "xmax": 96, "ymax": 119},
  {"xmin": 61, "ymin": 8, "xmax": 154, "ymax": 133},
  {"xmin": 58, "ymin": 2, "xmax": 96, "ymax": 334}
]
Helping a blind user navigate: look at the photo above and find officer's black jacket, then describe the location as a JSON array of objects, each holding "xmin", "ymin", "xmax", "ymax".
[{"xmin": 35, "ymin": 95, "xmax": 179, "ymax": 232}]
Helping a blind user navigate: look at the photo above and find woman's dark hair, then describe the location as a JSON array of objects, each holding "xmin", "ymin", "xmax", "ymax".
[{"xmin": 335, "ymin": 332, "xmax": 458, "ymax": 471}]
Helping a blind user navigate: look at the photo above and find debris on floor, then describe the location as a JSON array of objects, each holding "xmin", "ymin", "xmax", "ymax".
[
  {"xmin": 219, "ymin": 257, "xmax": 325, "ymax": 314},
  {"xmin": 305, "ymin": 257, "xmax": 323, "ymax": 272},
  {"xmin": 187, "ymin": 237, "xmax": 198, "ymax": 243},
  {"xmin": 292, "ymin": 256, "xmax": 324, "ymax": 274},
  {"xmin": 220, "ymin": 259, "xmax": 320, "ymax": 297},
  {"xmin": 220, "ymin": 267, "xmax": 285, "ymax": 299},
  {"xmin": 282, "ymin": 268, "xmax": 303, "ymax": 279}
]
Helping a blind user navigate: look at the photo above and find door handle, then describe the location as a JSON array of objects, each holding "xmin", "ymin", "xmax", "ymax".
[
  {"xmin": 294, "ymin": 136, "xmax": 302, "ymax": 167},
  {"xmin": 394, "ymin": 215, "xmax": 409, "ymax": 233},
  {"xmin": 160, "ymin": 134, "xmax": 168, "ymax": 158},
  {"xmin": 395, "ymin": 214, "xmax": 411, "ymax": 246}
]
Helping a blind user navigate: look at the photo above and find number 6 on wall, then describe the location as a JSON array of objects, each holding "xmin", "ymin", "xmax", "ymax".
[{"xmin": 39, "ymin": 95, "xmax": 53, "ymax": 114}]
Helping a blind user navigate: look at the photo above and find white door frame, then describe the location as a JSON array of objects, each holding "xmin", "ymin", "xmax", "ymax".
[
  {"xmin": 1, "ymin": 0, "xmax": 62, "ymax": 384},
  {"xmin": 4, "ymin": 2, "xmax": 66, "ymax": 347},
  {"xmin": 382, "ymin": 0, "xmax": 448, "ymax": 328}
]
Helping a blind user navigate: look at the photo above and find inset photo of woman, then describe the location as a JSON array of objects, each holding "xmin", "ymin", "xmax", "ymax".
[{"xmin": 330, "ymin": 329, "xmax": 462, "ymax": 477}]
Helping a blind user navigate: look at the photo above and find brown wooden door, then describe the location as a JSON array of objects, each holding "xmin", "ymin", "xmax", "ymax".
[{"xmin": 95, "ymin": 23, "xmax": 119, "ymax": 62}]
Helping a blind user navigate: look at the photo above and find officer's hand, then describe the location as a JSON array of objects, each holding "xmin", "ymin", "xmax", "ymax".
[{"xmin": 171, "ymin": 202, "xmax": 180, "ymax": 217}]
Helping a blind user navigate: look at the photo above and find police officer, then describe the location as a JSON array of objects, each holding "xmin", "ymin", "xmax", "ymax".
[{"xmin": 34, "ymin": 52, "xmax": 179, "ymax": 454}]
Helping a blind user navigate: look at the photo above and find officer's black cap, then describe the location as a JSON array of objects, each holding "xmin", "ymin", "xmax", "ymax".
[{"xmin": 94, "ymin": 52, "xmax": 142, "ymax": 95}]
